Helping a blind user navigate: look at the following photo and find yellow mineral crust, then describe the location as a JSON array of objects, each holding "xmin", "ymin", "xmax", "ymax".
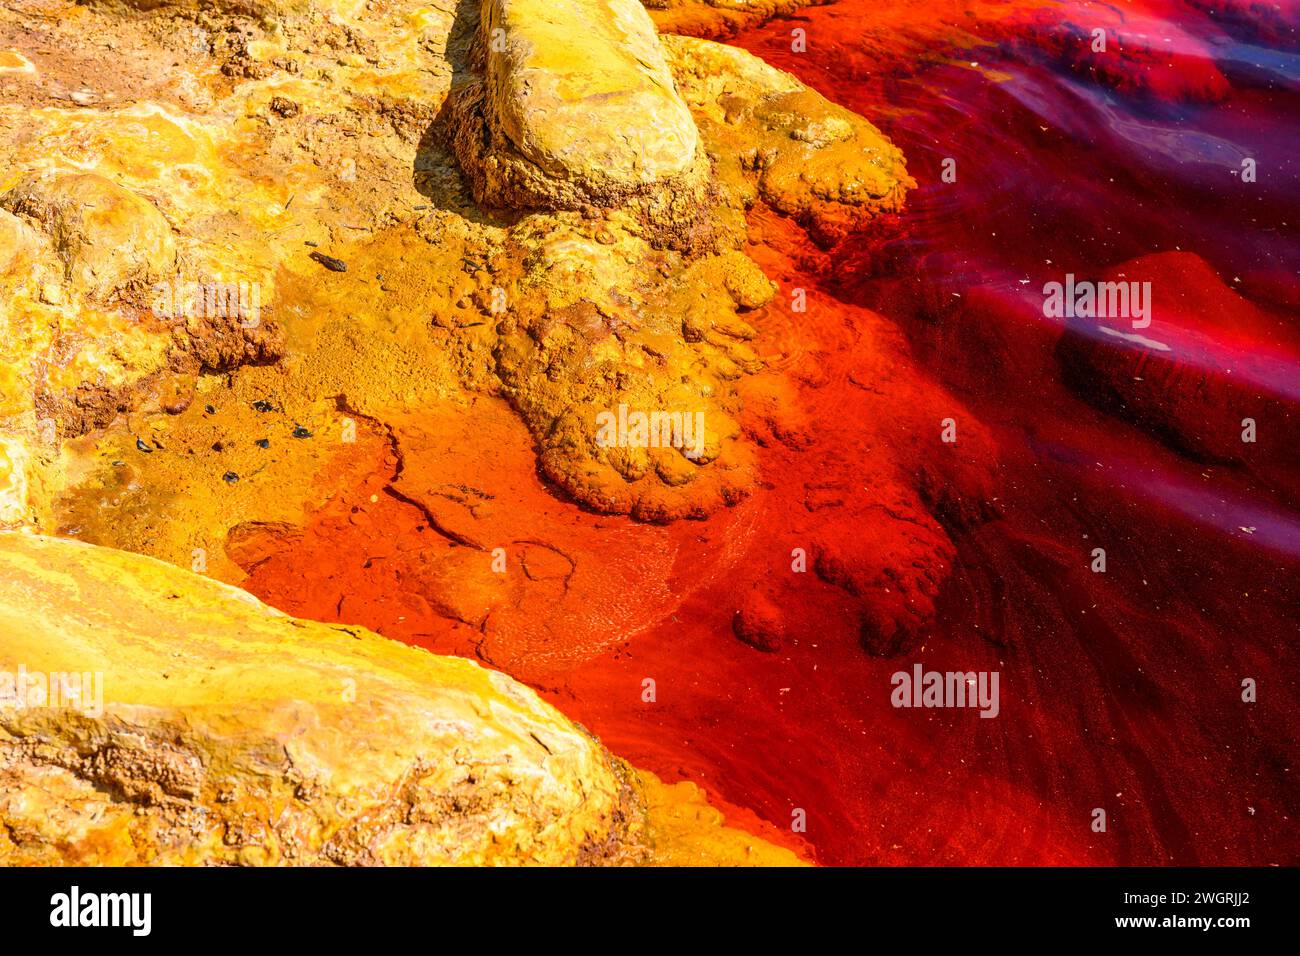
[
  {"xmin": 0, "ymin": 532, "xmax": 803, "ymax": 866},
  {"xmin": 665, "ymin": 34, "xmax": 916, "ymax": 244},
  {"xmin": 0, "ymin": 439, "xmax": 29, "ymax": 526},
  {"xmin": 0, "ymin": 0, "xmax": 913, "ymax": 533},
  {"xmin": 2, "ymin": 171, "xmax": 176, "ymax": 300}
]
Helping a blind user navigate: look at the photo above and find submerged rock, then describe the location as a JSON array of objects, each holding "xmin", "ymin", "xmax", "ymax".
[{"xmin": 1057, "ymin": 251, "xmax": 1300, "ymax": 492}]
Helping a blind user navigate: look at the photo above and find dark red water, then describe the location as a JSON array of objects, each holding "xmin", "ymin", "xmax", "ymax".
[
  {"xmin": 720, "ymin": 0, "xmax": 1300, "ymax": 863},
  {"xmin": 245, "ymin": 0, "xmax": 1299, "ymax": 865}
]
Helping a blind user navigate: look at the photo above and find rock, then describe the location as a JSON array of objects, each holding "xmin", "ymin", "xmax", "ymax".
[
  {"xmin": 484, "ymin": 0, "xmax": 697, "ymax": 186},
  {"xmin": 913, "ymin": 281, "xmax": 1066, "ymax": 398},
  {"xmin": 493, "ymin": 220, "xmax": 761, "ymax": 522},
  {"xmin": 0, "ymin": 532, "xmax": 800, "ymax": 865},
  {"xmin": 1013, "ymin": 8, "xmax": 1230, "ymax": 103},
  {"xmin": 1184, "ymin": 0, "xmax": 1300, "ymax": 47},
  {"xmin": 268, "ymin": 95, "xmax": 299, "ymax": 117},
  {"xmin": 223, "ymin": 521, "xmax": 304, "ymax": 573},
  {"xmin": 450, "ymin": 0, "xmax": 707, "ymax": 218},
  {"xmin": 722, "ymin": 250, "xmax": 777, "ymax": 310},
  {"xmin": 480, "ymin": 34, "xmax": 914, "ymax": 520},
  {"xmin": 0, "ymin": 209, "xmax": 40, "ymax": 273},
  {"xmin": 1, "ymin": 172, "xmax": 176, "ymax": 301},
  {"xmin": 646, "ymin": 0, "xmax": 833, "ymax": 40},
  {"xmin": 811, "ymin": 493, "xmax": 956, "ymax": 657},
  {"xmin": 0, "ymin": 533, "xmax": 630, "ymax": 864},
  {"xmin": 637, "ymin": 770, "xmax": 807, "ymax": 865},
  {"xmin": 664, "ymin": 35, "xmax": 914, "ymax": 245},
  {"xmin": 0, "ymin": 438, "xmax": 29, "ymax": 527}
]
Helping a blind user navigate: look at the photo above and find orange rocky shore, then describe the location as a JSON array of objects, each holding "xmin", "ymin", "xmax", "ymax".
[{"xmin": 0, "ymin": 0, "xmax": 930, "ymax": 864}]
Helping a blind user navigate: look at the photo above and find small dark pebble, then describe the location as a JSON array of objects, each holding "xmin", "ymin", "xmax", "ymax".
[
  {"xmin": 212, "ymin": 441, "xmax": 224, "ymax": 452},
  {"xmin": 292, "ymin": 425, "xmax": 312, "ymax": 439},
  {"xmin": 255, "ymin": 438, "xmax": 270, "ymax": 449},
  {"xmin": 204, "ymin": 404, "xmax": 216, "ymax": 415},
  {"xmin": 223, "ymin": 471, "xmax": 240, "ymax": 484},
  {"xmin": 135, "ymin": 437, "xmax": 153, "ymax": 453},
  {"xmin": 251, "ymin": 400, "xmax": 274, "ymax": 412},
  {"xmin": 309, "ymin": 251, "xmax": 347, "ymax": 272},
  {"xmin": 305, "ymin": 240, "xmax": 319, "ymax": 247}
]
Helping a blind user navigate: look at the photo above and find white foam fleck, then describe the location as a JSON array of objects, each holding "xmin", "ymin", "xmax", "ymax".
[{"xmin": 1098, "ymin": 325, "xmax": 1171, "ymax": 352}]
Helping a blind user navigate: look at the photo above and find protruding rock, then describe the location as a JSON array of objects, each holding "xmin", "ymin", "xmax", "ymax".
[
  {"xmin": 450, "ymin": 0, "xmax": 706, "ymax": 218},
  {"xmin": 0, "ymin": 532, "xmax": 800, "ymax": 865},
  {"xmin": 733, "ymin": 588, "xmax": 785, "ymax": 652},
  {"xmin": 722, "ymin": 250, "xmax": 777, "ymax": 310},
  {"xmin": 486, "ymin": 0, "xmax": 697, "ymax": 184},
  {"xmin": 0, "ymin": 533, "xmax": 640, "ymax": 864}
]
